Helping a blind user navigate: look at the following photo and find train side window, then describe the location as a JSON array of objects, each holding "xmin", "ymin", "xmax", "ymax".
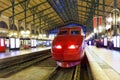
[
  {"xmin": 71, "ymin": 30, "xmax": 80, "ymax": 35},
  {"xmin": 58, "ymin": 30, "xmax": 67, "ymax": 35}
]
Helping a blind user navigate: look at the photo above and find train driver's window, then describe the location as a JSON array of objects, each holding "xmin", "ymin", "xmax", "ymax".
[
  {"xmin": 58, "ymin": 30, "xmax": 67, "ymax": 35},
  {"xmin": 71, "ymin": 30, "xmax": 80, "ymax": 35}
]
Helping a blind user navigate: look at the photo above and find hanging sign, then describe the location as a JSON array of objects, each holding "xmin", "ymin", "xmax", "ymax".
[
  {"xmin": 93, "ymin": 17, "xmax": 97, "ymax": 28},
  {"xmin": 99, "ymin": 16, "xmax": 102, "ymax": 27}
]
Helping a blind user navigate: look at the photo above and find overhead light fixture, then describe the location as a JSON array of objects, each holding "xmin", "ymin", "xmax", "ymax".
[
  {"xmin": 106, "ymin": 17, "xmax": 113, "ymax": 23},
  {"xmin": 20, "ymin": 30, "xmax": 30, "ymax": 35},
  {"xmin": 26, "ymin": 30, "xmax": 30, "ymax": 34}
]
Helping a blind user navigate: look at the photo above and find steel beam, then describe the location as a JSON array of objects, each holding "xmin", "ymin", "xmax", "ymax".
[
  {"xmin": 96, "ymin": 0, "xmax": 99, "ymax": 35},
  {"xmin": 86, "ymin": 0, "xmax": 99, "ymax": 23},
  {"xmin": 10, "ymin": 0, "xmax": 15, "ymax": 30},
  {"xmin": 81, "ymin": 0, "xmax": 114, "ymax": 9},
  {"xmin": 27, "ymin": 14, "xmax": 58, "ymax": 24},
  {"xmin": 0, "ymin": 0, "xmax": 26, "ymax": 13},
  {"xmin": 37, "ymin": 18, "xmax": 59, "ymax": 28},
  {"xmin": 40, "ymin": 21, "xmax": 61, "ymax": 29},
  {"xmin": 74, "ymin": 0, "xmax": 79, "ymax": 22},
  {"xmin": 9, "ymin": 1, "xmax": 48, "ymax": 18},
  {"xmin": 78, "ymin": 5, "xmax": 111, "ymax": 14},
  {"xmin": 19, "ymin": 0, "xmax": 30, "ymax": 30},
  {"xmin": 85, "ymin": 0, "xmax": 98, "ymax": 32},
  {"xmin": 38, "ymin": 13, "xmax": 42, "ymax": 33},
  {"xmin": 32, "ymin": 17, "xmax": 60, "ymax": 26},
  {"xmin": 61, "ymin": 0, "xmax": 71, "ymax": 21},
  {"xmin": 29, "ymin": 7, "xmax": 38, "ymax": 32},
  {"xmin": 78, "ymin": 10, "xmax": 103, "ymax": 16},
  {"xmin": 37, "ymin": 23, "xmax": 60, "ymax": 30},
  {"xmin": 19, "ymin": 0, "xmax": 30, "ymax": 9},
  {"xmin": 102, "ymin": 0, "xmax": 105, "ymax": 31},
  {"xmin": 113, "ymin": 0, "xmax": 118, "ymax": 35},
  {"xmin": 19, "ymin": 9, "xmax": 53, "ymax": 21},
  {"xmin": 47, "ymin": 0, "xmax": 66, "ymax": 23}
]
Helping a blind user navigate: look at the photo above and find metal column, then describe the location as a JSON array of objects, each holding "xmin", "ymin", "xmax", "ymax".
[
  {"xmin": 24, "ymin": 1, "xmax": 27, "ymax": 31},
  {"xmin": 10, "ymin": 0, "xmax": 15, "ymax": 32},
  {"xmin": 102, "ymin": 0, "xmax": 105, "ymax": 35},
  {"xmin": 113, "ymin": 0, "xmax": 117, "ymax": 35},
  {"xmin": 32, "ymin": 8, "xmax": 36, "ymax": 35}
]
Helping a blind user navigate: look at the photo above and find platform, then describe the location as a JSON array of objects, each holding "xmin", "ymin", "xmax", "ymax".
[
  {"xmin": 85, "ymin": 45, "xmax": 120, "ymax": 80},
  {"xmin": 0, "ymin": 47, "xmax": 51, "ymax": 59}
]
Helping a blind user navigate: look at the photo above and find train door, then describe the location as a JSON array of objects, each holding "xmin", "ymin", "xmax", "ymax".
[{"xmin": 0, "ymin": 38, "xmax": 5, "ymax": 52}]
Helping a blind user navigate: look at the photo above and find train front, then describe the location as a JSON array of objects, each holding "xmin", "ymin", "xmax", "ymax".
[{"xmin": 51, "ymin": 27, "xmax": 85, "ymax": 68}]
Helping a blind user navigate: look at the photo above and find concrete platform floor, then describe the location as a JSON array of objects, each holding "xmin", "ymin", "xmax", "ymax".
[
  {"xmin": 86, "ymin": 45, "xmax": 120, "ymax": 80},
  {"xmin": 0, "ymin": 47, "xmax": 51, "ymax": 59}
]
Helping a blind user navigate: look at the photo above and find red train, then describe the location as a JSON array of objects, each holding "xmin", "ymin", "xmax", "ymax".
[{"xmin": 51, "ymin": 26, "xmax": 85, "ymax": 68}]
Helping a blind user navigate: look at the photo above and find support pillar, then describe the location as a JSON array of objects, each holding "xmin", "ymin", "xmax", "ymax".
[
  {"xmin": 10, "ymin": 0, "xmax": 15, "ymax": 32},
  {"xmin": 113, "ymin": 0, "xmax": 117, "ymax": 35},
  {"xmin": 102, "ymin": 0, "xmax": 106, "ymax": 35}
]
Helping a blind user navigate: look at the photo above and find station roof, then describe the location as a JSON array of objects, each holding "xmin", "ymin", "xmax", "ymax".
[{"xmin": 0, "ymin": 0, "xmax": 119, "ymax": 33}]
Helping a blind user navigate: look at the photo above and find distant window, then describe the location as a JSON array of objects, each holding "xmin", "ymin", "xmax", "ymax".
[
  {"xmin": 0, "ymin": 21, "xmax": 8, "ymax": 29},
  {"xmin": 32, "ymin": 30, "xmax": 34, "ymax": 34},
  {"xmin": 58, "ymin": 31, "xmax": 67, "ymax": 35},
  {"xmin": 71, "ymin": 30, "xmax": 80, "ymax": 35}
]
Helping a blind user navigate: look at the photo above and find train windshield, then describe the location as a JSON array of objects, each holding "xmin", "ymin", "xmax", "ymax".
[
  {"xmin": 71, "ymin": 30, "xmax": 80, "ymax": 35},
  {"xmin": 58, "ymin": 30, "xmax": 67, "ymax": 35}
]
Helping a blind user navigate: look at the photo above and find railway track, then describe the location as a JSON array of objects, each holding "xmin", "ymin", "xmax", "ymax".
[
  {"xmin": 80, "ymin": 55, "xmax": 93, "ymax": 80},
  {"xmin": 0, "ymin": 51, "xmax": 51, "ymax": 77},
  {"xmin": 46, "ymin": 66, "xmax": 76, "ymax": 80},
  {"xmin": 45, "ymin": 55, "xmax": 93, "ymax": 80},
  {"xmin": 0, "ymin": 50, "xmax": 93, "ymax": 80}
]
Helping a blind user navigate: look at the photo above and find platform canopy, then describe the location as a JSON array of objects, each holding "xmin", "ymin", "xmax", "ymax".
[{"xmin": 0, "ymin": 0, "xmax": 119, "ymax": 33}]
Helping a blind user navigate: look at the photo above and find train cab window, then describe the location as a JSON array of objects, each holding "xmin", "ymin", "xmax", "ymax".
[
  {"xmin": 71, "ymin": 30, "xmax": 80, "ymax": 35},
  {"xmin": 58, "ymin": 30, "xmax": 67, "ymax": 35}
]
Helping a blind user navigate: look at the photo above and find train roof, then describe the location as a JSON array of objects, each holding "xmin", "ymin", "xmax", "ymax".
[{"xmin": 59, "ymin": 26, "xmax": 82, "ymax": 30}]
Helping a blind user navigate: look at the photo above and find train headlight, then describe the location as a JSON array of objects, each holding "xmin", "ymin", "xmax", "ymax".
[
  {"xmin": 54, "ymin": 45, "xmax": 62, "ymax": 49},
  {"xmin": 68, "ymin": 45, "xmax": 78, "ymax": 49}
]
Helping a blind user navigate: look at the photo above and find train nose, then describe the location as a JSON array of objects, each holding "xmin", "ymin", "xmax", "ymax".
[{"xmin": 57, "ymin": 61, "xmax": 80, "ymax": 68}]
